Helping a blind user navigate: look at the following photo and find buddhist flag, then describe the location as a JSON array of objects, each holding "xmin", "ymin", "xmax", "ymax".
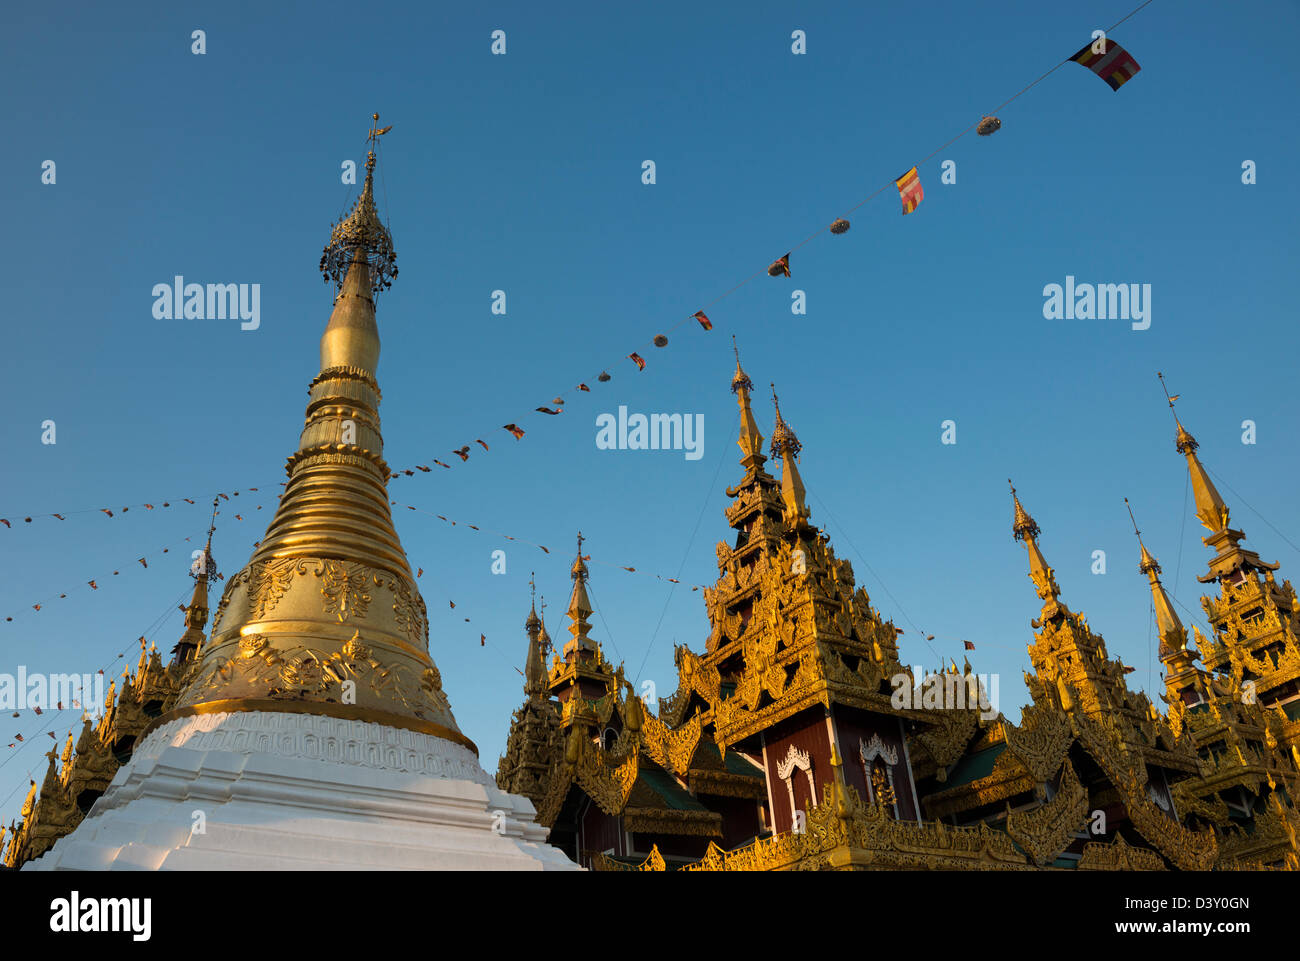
[
  {"xmin": 476, "ymin": 439, "xmax": 490, "ymax": 451},
  {"xmin": 453, "ymin": 446, "xmax": 470, "ymax": 461},
  {"xmin": 767, "ymin": 254, "xmax": 791, "ymax": 278},
  {"xmin": 694, "ymin": 311, "xmax": 712, "ymax": 330},
  {"xmin": 896, "ymin": 167, "xmax": 923, "ymax": 214},
  {"xmin": 535, "ymin": 407, "xmax": 562, "ymax": 415},
  {"xmin": 1071, "ymin": 38, "xmax": 1141, "ymax": 91},
  {"xmin": 964, "ymin": 640, "xmax": 976, "ymax": 650},
  {"xmin": 504, "ymin": 423, "xmax": 525, "ymax": 440},
  {"xmin": 629, "ymin": 352, "xmax": 646, "ymax": 371}
]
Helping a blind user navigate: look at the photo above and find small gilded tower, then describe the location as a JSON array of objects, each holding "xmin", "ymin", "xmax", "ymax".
[{"xmin": 1158, "ymin": 377, "xmax": 1300, "ymax": 719}]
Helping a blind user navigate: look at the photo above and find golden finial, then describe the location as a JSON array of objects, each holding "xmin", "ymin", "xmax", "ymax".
[
  {"xmin": 565, "ymin": 532, "xmax": 596, "ymax": 653},
  {"xmin": 1157, "ymin": 372, "xmax": 1196, "ymax": 454},
  {"xmin": 1009, "ymin": 480, "xmax": 1040, "ymax": 542},
  {"xmin": 769, "ymin": 383, "xmax": 801, "ymax": 458},
  {"xmin": 1158, "ymin": 374, "xmax": 1232, "ymax": 533},
  {"xmin": 1126, "ymin": 498, "xmax": 1186, "ymax": 654},
  {"xmin": 525, "ymin": 571, "xmax": 541, "ymax": 631},
  {"xmin": 320, "ymin": 112, "xmax": 397, "ymax": 295},
  {"xmin": 730, "ymin": 335, "xmax": 753, "ymax": 393},
  {"xmin": 1125, "ymin": 497, "xmax": 1160, "ymax": 575},
  {"xmin": 524, "ymin": 575, "xmax": 546, "ymax": 695}
]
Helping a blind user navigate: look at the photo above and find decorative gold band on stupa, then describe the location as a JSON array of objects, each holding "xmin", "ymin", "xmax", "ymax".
[{"xmin": 157, "ymin": 121, "xmax": 473, "ymax": 753}]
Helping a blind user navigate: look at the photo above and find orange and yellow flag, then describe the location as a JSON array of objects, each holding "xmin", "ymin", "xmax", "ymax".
[{"xmin": 896, "ymin": 167, "xmax": 923, "ymax": 215}]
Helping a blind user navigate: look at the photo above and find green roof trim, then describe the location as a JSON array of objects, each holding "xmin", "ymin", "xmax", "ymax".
[{"xmin": 637, "ymin": 766, "xmax": 710, "ymax": 812}]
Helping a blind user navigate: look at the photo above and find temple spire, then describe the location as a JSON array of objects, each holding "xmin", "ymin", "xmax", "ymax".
[
  {"xmin": 1010, "ymin": 481, "xmax": 1062, "ymax": 616},
  {"xmin": 770, "ymin": 384, "xmax": 810, "ymax": 526},
  {"xmin": 1126, "ymin": 498, "xmax": 1187, "ymax": 656},
  {"xmin": 171, "ymin": 498, "xmax": 218, "ymax": 668},
  {"xmin": 524, "ymin": 573, "xmax": 546, "ymax": 696},
  {"xmin": 731, "ymin": 337, "xmax": 766, "ymax": 473},
  {"xmin": 1159, "ymin": 372, "xmax": 1231, "ymax": 534},
  {"xmin": 563, "ymin": 533, "xmax": 597, "ymax": 658},
  {"xmin": 317, "ymin": 115, "xmax": 397, "ymax": 376}
]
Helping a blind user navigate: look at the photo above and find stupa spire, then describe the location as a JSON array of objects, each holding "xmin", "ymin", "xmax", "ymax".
[
  {"xmin": 1125, "ymin": 498, "xmax": 1187, "ymax": 656},
  {"xmin": 1010, "ymin": 481, "xmax": 1063, "ymax": 616},
  {"xmin": 771, "ymin": 384, "xmax": 810, "ymax": 526},
  {"xmin": 1158, "ymin": 373, "xmax": 1231, "ymax": 534},
  {"xmin": 524, "ymin": 574, "xmax": 546, "ymax": 696},
  {"xmin": 563, "ymin": 533, "xmax": 597, "ymax": 658},
  {"xmin": 731, "ymin": 337, "xmax": 766, "ymax": 472},
  {"xmin": 170, "ymin": 499, "xmax": 218, "ymax": 668},
  {"xmin": 156, "ymin": 116, "xmax": 470, "ymax": 753}
]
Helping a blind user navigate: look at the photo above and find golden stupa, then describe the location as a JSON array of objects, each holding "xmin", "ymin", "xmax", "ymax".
[{"xmin": 156, "ymin": 121, "xmax": 471, "ymax": 753}]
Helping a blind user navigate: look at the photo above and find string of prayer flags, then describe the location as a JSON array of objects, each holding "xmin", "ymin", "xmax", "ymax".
[
  {"xmin": 896, "ymin": 167, "xmax": 923, "ymax": 214},
  {"xmin": 1, "ymin": 21, "xmax": 1156, "ymax": 522},
  {"xmin": 1071, "ymin": 37, "xmax": 1141, "ymax": 91}
]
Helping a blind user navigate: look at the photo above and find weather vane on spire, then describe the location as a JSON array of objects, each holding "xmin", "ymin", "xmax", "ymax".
[
  {"xmin": 1157, "ymin": 371, "xmax": 1199, "ymax": 454},
  {"xmin": 365, "ymin": 113, "xmax": 392, "ymax": 173},
  {"xmin": 1156, "ymin": 371, "xmax": 1181, "ymax": 419},
  {"xmin": 320, "ymin": 112, "xmax": 398, "ymax": 296},
  {"xmin": 1124, "ymin": 497, "xmax": 1141, "ymax": 538}
]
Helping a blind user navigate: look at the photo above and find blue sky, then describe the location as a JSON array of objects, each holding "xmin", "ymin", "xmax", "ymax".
[{"xmin": 2, "ymin": 0, "xmax": 1298, "ymax": 825}]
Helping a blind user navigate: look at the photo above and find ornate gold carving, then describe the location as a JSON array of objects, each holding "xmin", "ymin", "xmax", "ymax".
[
  {"xmin": 1003, "ymin": 701, "xmax": 1073, "ymax": 785},
  {"xmin": 312, "ymin": 559, "xmax": 375, "ymax": 622},
  {"xmin": 1005, "ymin": 759, "xmax": 1089, "ymax": 866},
  {"xmin": 246, "ymin": 558, "xmax": 297, "ymax": 621}
]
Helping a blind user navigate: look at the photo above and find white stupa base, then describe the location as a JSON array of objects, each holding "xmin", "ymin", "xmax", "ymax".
[{"xmin": 24, "ymin": 710, "xmax": 578, "ymax": 871}]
